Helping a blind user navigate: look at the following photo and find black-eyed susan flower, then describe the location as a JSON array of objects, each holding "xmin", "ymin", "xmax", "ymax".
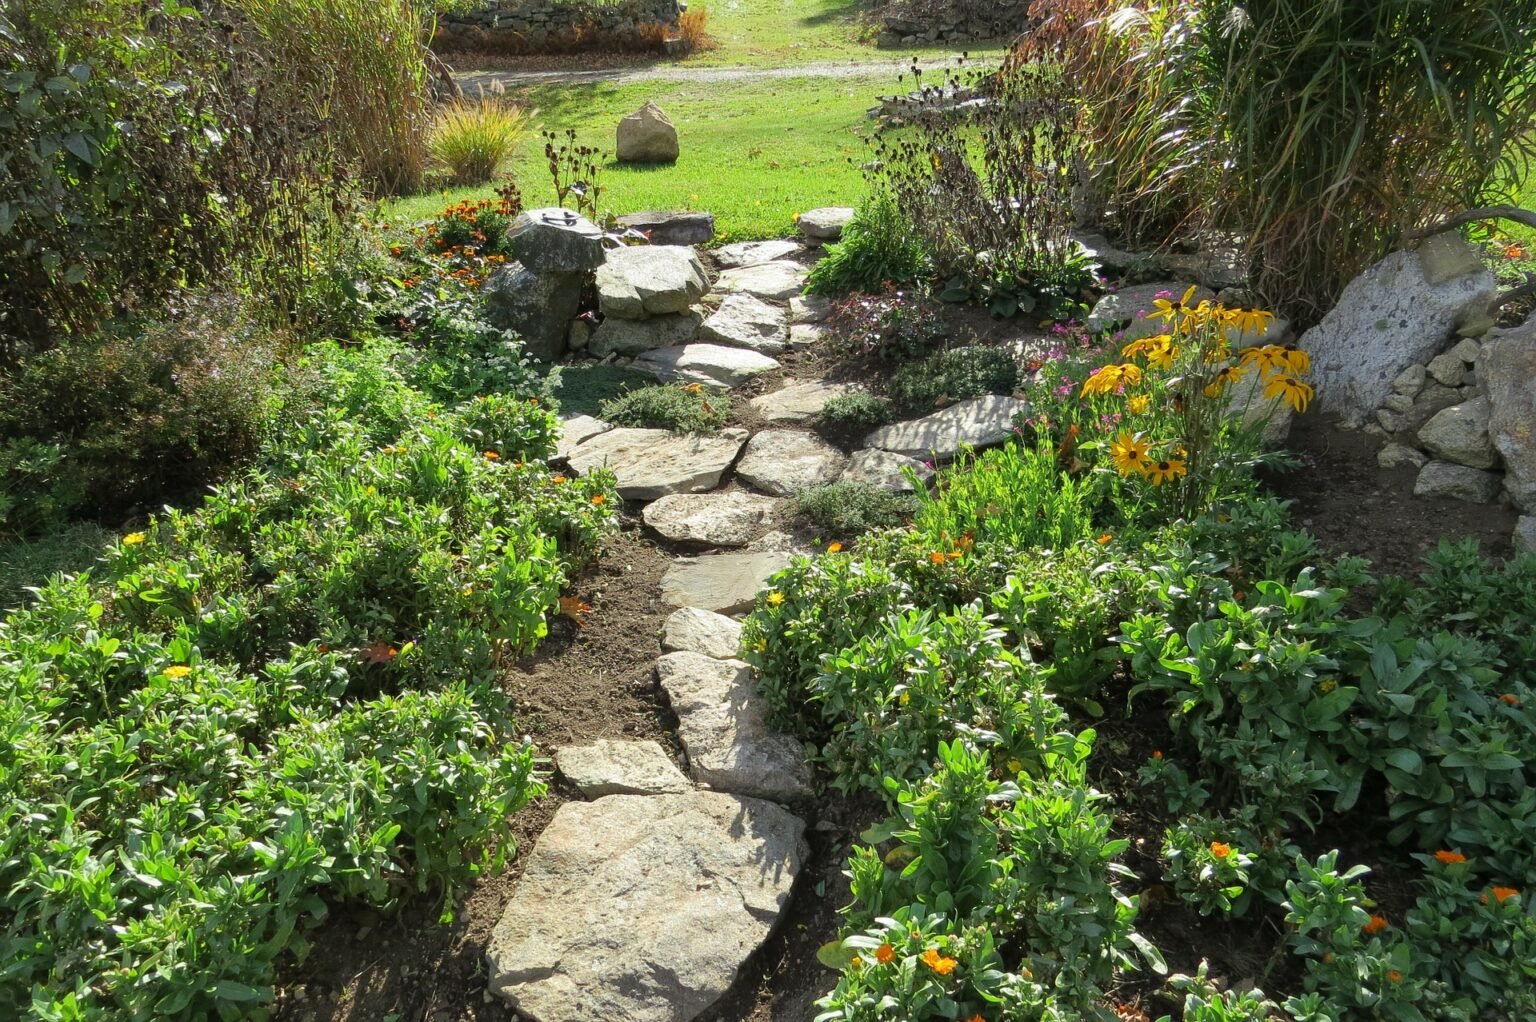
[
  {"xmin": 1148, "ymin": 285, "xmax": 1201, "ymax": 325},
  {"xmin": 1202, "ymin": 363, "xmax": 1248, "ymax": 397},
  {"xmin": 1146, "ymin": 458, "xmax": 1188, "ymax": 485},
  {"xmin": 1263, "ymin": 374, "xmax": 1314, "ymax": 412},
  {"xmin": 1109, "ymin": 431, "xmax": 1153, "ymax": 477},
  {"xmin": 1081, "ymin": 363, "xmax": 1144, "ymax": 397},
  {"xmin": 1238, "ymin": 344, "xmax": 1292, "ymax": 379},
  {"xmin": 1222, "ymin": 305, "xmax": 1274, "ymax": 337},
  {"xmin": 1127, "ymin": 394, "xmax": 1151, "ymax": 414},
  {"xmin": 1281, "ymin": 345, "xmax": 1311, "ymax": 375}
]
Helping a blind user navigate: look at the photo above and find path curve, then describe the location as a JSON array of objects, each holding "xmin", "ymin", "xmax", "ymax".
[{"xmin": 455, "ymin": 55, "xmax": 987, "ymax": 91}]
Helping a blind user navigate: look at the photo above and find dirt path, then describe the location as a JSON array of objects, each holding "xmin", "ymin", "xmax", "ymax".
[{"xmin": 453, "ymin": 54, "xmax": 982, "ymax": 91}]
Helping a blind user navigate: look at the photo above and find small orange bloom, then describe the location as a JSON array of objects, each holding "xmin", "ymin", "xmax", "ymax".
[
  {"xmin": 1501, "ymin": 693, "xmax": 1521, "ymax": 705},
  {"xmin": 483, "ymin": 450, "xmax": 500, "ymax": 460},
  {"xmin": 1096, "ymin": 533, "xmax": 1113, "ymax": 545},
  {"xmin": 826, "ymin": 542, "xmax": 843, "ymax": 553},
  {"xmin": 929, "ymin": 551, "xmax": 946, "ymax": 565},
  {"xmin": 874, "ymin": 943, "xmax": 895, "ymax": 964},
  {"xmin": 551, "ymin": 475, "xmax": 567, "ymax": 484},
  {"xmin": 1434, "ymin": 850, "xmax": 1468, "ymax": 865},
  {"xmin": 1493, "ymin": 886, "xmax": 1520, "ymax": 904},
  {"xmin": 919, "ymin": 947, "xmax": 957, "ymax": 976},
  {"xmin": 1210, "ymin": 841, "xmax": 1231, "ymax": 859},
  {"xmin": 1387, "ymin": 969, "xmax": 1403, "ymax": 983},
  {"xmin": 1152, "ymin": 750, "xmax": 1163, "ymax": 759},
  {"xmin": 1363, "ymin": 914, "xmax": 1389, "ymax": 934},
  {"xmin": 591, "ymin": 494, "xmax": 607, "ymax": 506}
]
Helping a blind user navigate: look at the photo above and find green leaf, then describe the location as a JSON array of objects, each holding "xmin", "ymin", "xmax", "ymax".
[
  {"xmin": 1384, "ymin": 748, "xmax": 1422, "ymax": 775},
  {"xmin": 213, "ymin": 982, "xmax": 267, "ymax": 1003},
  {"xmin": 63, "ymin": 132, "xmax": 96, "ymax": 166}
]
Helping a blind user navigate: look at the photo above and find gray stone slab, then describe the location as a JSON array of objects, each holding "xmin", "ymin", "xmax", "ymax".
[
  {"xmin": 862, "ymin": 395, "xmax": 1029, "ymax": 459},
  {"xmin": 633, "ymin": 343, "xmax": 782, "ymax": 391},
  {"xmin": 661, "ymin": 551, "xmax": 793, "ymax": 614},
  {"xmin": 567, "ymin": 428, "xmax": 744, "ymax": 500},
  {"xmin": 555, "ymin": 739, "xmax": 692, "ymax": 797},
  {"xmin": 714, "ymin": 261, "xmax": 807, "ymax": 302},
  {"xmin": 661, "ymin": 606, "xmax": 743, "ymax": 660},
  {"xmin": 736, "ymin": 430, "xmax": 848, "ymax": 496},
  {"xmin": 642, "ymin": 490, "xmax": 783, "ymax": 546}
]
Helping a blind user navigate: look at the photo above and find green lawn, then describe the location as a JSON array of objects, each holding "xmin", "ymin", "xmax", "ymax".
[{"xmin": 384, "ymin": 75, "xmax": 889, "ymax": 241}]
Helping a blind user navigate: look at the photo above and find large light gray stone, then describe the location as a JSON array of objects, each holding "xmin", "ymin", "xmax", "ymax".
[
  {"xmin": 1414, "ymin": 460, "xmax": 1502, "ymax": 503},
  {"xmin": 633, "ymin": 343, "xmax": 782, "ymax": 391},
  {"xmin": 596, "ymin": 245, "xmax": 710, "ymax": 319},
  {"xmin": 1417, "ymin": 397, "xmax": 1496, "ymax": 469},
  {"xmin": 554, "ymin": 414, "xmax": 613, "ymax": 461},
  {"xmin": 482, "ymin": 262, "xmax": 583, "ymax": 362},
  {"xmin": 750, "ymin": 380, "xmax": 860, "ymax": 424},
  {"xmin": 615, "ymin": 100, "xmax": 679, "ymax": 164},
  {"xmin": 567, "ymin": 428, "xmax": 744, "ymax": 500},
  {"xmin": 735, "ymin": 430, "xmax": 847, "ymax": 496},
  {"xmin": 507, "ymin": 207, "xmax": 606, "ymax": 274},
  {"xmin": 788, "ymin": 294, "xmax": 834, "ymax": 325},
  {"xmin": 1084, "ymin": 282, "xmax": 1207, "ymax": 334},
  {"xmin": 616, "ymin": 210, "xmax": 715, "ymax": 246},
  {"xmin": 1516, "ymin": 516, "xmax": 1536, "ymax": 554},
  {"xmin": 715, "ymin": 261, "xmax": 807, "ymax": 302},
  {"xmin": 1298, "ymin": 241, "xmax": 1497, "ymax": 424},
  {"xmin": 1481, "ymin": 319, "xmax": 1536, "ymax": 511},
  {"xmin": 661, "ymin": 606, "xmax": 743, "ymax": 660},
  {"xmin": 486, "ymin": 792, "xmax": 804, "ymax": 1022},
  {"xmin": 655, "ymin": 651, "xmax": 812, "ymax": 800},
  {"xmin": 700, "ymin": 293, "xmax": 789, "ymax": 354},
  {"xmin": 588, "ymin": 310, "xmax": 704, "ymax": 358},
  {"xmin": 642, "ymin": 490, "xmax": 783, "ymax": 546},
  {"xmin": 863, "ymin": 395, "xmax": 1029, "ymax": 459},
  {"xmin": 797, "ymin": 206, "xmax": 855, "ymax": 243},
  {"xmin": 555, "ymin": 739, "xmax": 691, "ymax": 798},
  {"xmin": 840, "ymin": 448, "xmax": 933, "ymax": 492},
  {"xmin": 715, "ymin": 239, "xmax": 801, "ymax": 269},
  {"xmin": 661, "ymin": 551, "xmax": 793, "ymax": 614}
]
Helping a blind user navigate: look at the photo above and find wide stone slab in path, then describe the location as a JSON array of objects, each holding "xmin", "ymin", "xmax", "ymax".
[
  {"xmin": 714, "ymin": 260, "xmax": 807, "ymax": 302},
  {"xmin": 714, "ymin": 239, "xmax": 801, "ymax": 270},
  {"xmin": 486, "ymin": 791, "xmax": 804, "ymax": 1022},
  {"xmin": 736, "ymin": 429, "xmax": 848, "ymax": 496},
  {"xmin": 555, "ymin": 739, "xmax": 691, "ymax": 798},
  {"xmin": 750, "ymin": 379, "xmax": 860, "ymax": 424},
  {"xmin": 656, "ymin": 651, "xmax": 813, "ymax": 800},
  {"xmin": 661, "ymin": 551, "xmax": 792, "ymax": 614},
  {"xmin": 567, "ymin": 427, "xmax": 744, "ymax": 500},
  {"xmin": 700, "ymin": 293, "xmax": 789, "ymax": 354},
  {"xmin": 863, "ymin": 395, "xmax": 1029, "ymax": 459},
  {"xmin": 596, "ymin": 244, "xmax": 711, "ymax": 320},
  {"xmin": 553, "ymin": 414, "xmax": 612, "ymax": 461},
  {"xmin": 642, "ymin": 490, "xmax": 783, "ymax": 546},
  {"xmin": 841, "ymin": 448, "xmax": 934, "ymax": 492},
  {"xmin": 633, "ymin": 343, "xmax": 782, "ymax": 391},
  {"xmin": 662, "ymin": 606, "xmax": 743, "ymax": 660}
]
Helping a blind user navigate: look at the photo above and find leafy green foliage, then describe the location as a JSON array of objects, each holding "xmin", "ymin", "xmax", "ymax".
[
  {"xmin": 598, "ymin": 384, "xmax": 730, "ymax": 433},
  {"xmin": 824, "ymin": 282, "xmax": 946, "ymax": 360},
  {"xmin": 795, "ymin": 481, "xmax": 917, "ymax": 535},
  {"xmin": 804, "ymin": 194, "xmax": 931, "ymax": 297},
  {"xmin": 818, "ymin": 392, "xmax": 893, "ymax": 431},
  {"xmin": 887, "ymin": 346, "xmax": 1019, "ymax": 413}
]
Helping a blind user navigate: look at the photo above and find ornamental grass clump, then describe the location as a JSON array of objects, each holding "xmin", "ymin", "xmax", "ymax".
[{"xmin": 430, "ymin": 97, "xmax": 535, "ymax": 185}]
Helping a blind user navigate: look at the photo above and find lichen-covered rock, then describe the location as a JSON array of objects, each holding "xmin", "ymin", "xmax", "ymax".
[{"xmin": 615, "ymin": 100, "xmax": 679, "ymax": 163}]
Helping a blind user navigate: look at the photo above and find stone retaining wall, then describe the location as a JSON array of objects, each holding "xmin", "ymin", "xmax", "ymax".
[
  {"xmin": 876, "ymin": 0, "xmax": 1032, "ymax": 46},
  {"xmin": 435, "ymin": 0, "xmax": 680, "ymax": 53}
]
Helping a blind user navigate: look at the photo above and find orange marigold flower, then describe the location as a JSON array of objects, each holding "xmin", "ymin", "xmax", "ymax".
[
  {"xmin": 826, "ymin": 542, "xmax": 843, "ymax": 553},
  {"xmin": 1501, "ymin": 693, "xmax": 1520, "ymax": 705},
  {"xmin": 591, "ymin": 494, "xmax": 607, "ymax": 506},
  {"xmin": 1493, "ymin": 886, "xmax": 1520, "ymax": 904},
  {"xmin": 1096, "ymin": 533, "xmax": 1113, "ymax": 545},
  {"xmin": 551, "ymin": 475, "xmax": 567, "ymax": 484},
  {"xmin": 929, "ymin": 551, "xmax": 947, "ymax": 565},
  {"xmin": 1210, "ymin": 841, "xmax": 1231, "ymax": 859},
  {"xmin": 1152, "ymin": 750, "xmax": 1163, "ymax": 759},
  {"xmin": 1434, "ymin": 850, "xmax": 1468, "ymax": 865},
  {"xmin": 919, "ymin": 947, "xmax": 958, "ymax": 976},
  {"xmin": 1363, "ymin": 914, "xmax": 1389, "ymax": 934},
  {"xmin": 875, "ymin": 942, "xmax": 895, "ymax": 964},
  {"xmin": 1387, "ymin": 969, "xmax": 1403, "ymax": 983}
]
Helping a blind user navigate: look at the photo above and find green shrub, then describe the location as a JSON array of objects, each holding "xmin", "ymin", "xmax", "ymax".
[
  {"xmin": 887, "ymin": 346, "xmax": 1019, "ymax": 412},
  {"xmin": 804, "ymin": 193, "xmax": 931, "ymax": 297},
  {"xmin": 430, "ymin": 98, "xmax": 535, "ymax": 185},
  {"xmin": 599, "ymin": 383, "xmax": 730, "ymax": 432},
  {"xmin": 796, "ymin": 481, "xmax": 918, "ymax": 535},
  {"xmin": 825, "ymin": 283, "xmax": 946, "ymax": 360},
  {"xmin": 819, "ymin": 392, "xmax": 893, "ymax": 431},
  {"xmin": 0, "ymin": 309, "xmax": 287, "ymax": 537}
]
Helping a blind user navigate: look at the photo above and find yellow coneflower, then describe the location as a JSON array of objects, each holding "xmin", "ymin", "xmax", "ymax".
[
  {"xmin": 1146, "ymin": 458, "xmax": 1188, "ymax": 486},
  {"xmin": 1109, "ymin": 431, "xmax": 1153, "ymax": 477},
  {"xmin": 1263, "ymin": 375, "xmax": 1314, "ymax": 413}
]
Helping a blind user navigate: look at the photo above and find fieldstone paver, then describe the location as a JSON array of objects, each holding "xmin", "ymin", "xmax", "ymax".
[
  {"xmin": 633, "ymin": 343, "xmax": 782, "ymax": 391},
  {"xmin": 642, "ymin": 490, "xmax": 783, "ymax": 547},
  {"xmin": 700, "ymin": 293, "xmax": 789, "ymax": 354},
  {"xmin": 661, "ymin": 551, "xmax": 792, "ymax": 614},
  {"xmin": 715, "ymin": 260, "xmax": 807, "ymax": 302},
  {"xmin": 749, "ymin": 379, "xmax": 860, "ymax": 424},
  {"xmin": 736, "ymin": 430, "xmax": 848, "ymax": 496},
  {"xmin": 553, "ymin": 414, "xmax": 613, "ymax": 461},
  {"xmin": 587, "ymin": 309, "xmax": 703, "ymax": 357},
  {"xmin": 863, "ymin": 395, "xmax": 1029, "ymax": 460},
  {"xmin": 661, "ymin": 606, "xmax": 743, "ymax": 660},
  {"xmin": 715, "ymin": 239, "xmax": 801, "ymax": 269},
  {"xmin": 841, "ymin": 448, "xmax": 934, "ymax": 492},
  {"xmin": 567, "ymin": 427, "xmax": 745, "ymax": 500},
  {"xmin": 555, "ymin": 739, "xmax": 692, "ymax": 798},
  {"xmin": 596, "ymin": 245, "xmax": 710, "ymax": 319}
]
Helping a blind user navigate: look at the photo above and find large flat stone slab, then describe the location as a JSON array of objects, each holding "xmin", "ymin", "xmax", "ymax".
[
  {"xmin": 567, "ymin": 428, "xmax": 744, "ymax": 500},
  {"xmin": 588, "ymin": 310, "xmax": 703, "ymax": 358},
  {"xmin": 661, "ymin": 607, "xmax": 743, "ymax": 660},
  {"xmin": 596, "ymin": 245, "xmax": 710, "ymax": 320},
  {"xmin": 714, "ymin": 239, "xmax": 801, "ymax": 269},
  {"xmin": 486, "ymin": 792, "xmax": 804, "ymax": 1022},
  {"xmin": 555, "ymin": 739, "xmax": 691, "ymax": 798},
  {"xmin": 736, "ymin": 430, "xmax": 848, "ymax": 496},
  {"xmin": 616, "ymin": 210, "xmax": 715, "ymax": 246},
  {"xmin": 750, "ymin": 380, "xmax": 860, "ymax": 424},
  {"xmin": 661, "ymin": 551, "xmax": 793, "ymax": 614},
  {"xmin": 554, "ymin": 414, "xmax": 613, "ymax": 461},
  {"xmin": 656, "ymin": 651, "xmax": 813, "ymax": 800},
  {"xmin": 714, "ymin": 260, "xmax": 807, "ymax": 302},
  {"xmin": 840, "ymin": 448, "xmax": 934, "ymax": 492},
  {"xmin": 642, "ymin": 490, "xmax": 783, "ymax": 546},
  {"xmin": 700, "ymin": 293, "xmax": 789, "ymax": 354},
  {"xmin": 633, "ymin": 343, "xmax": 782, "ymax": 391},
  {"xmin": 863, "ymin": 395, "xmax": 1029, "ymax": 459}
]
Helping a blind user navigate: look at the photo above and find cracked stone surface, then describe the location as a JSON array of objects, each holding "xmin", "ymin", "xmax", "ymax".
[
  {"xmin": 486, "ymin": 792, "xmax": 805, "ymax": 1022},
  {"xmin": 596, "ymin": 245, "xmax": 710, "ymax": 320},
  {"xmin": 655, "ymin": 651, "xmax": 813, "ymax": 801},
  {"xmin": 567, "ymin": 428, "xmax": 745, "ymax": 500},
  {"xmin": 735, "ymin": 430, "xmax": 848, "ymax": 496},
  {"xmin": 554, "ymin": 739, "xmax": 692, "ymax": 797}
]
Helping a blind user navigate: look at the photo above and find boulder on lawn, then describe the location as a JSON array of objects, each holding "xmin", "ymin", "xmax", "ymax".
[
  {"xmin": 482, "ymin": 261, "xmax": 583, "ymax": 362},
  {"xmin": 507, "ymin": 207, "xmax": 606, "ymax": 274},
  {"xmin": 616, "ymin": 100, "xmax": 679, "ymax": 164},
  {"xmin": 596, "ymin": 245, "xmax": 710, "ymax": 319},
  {"xmin": 616, "ymin": 210, "xmax": 715, "ymax": 246},
  {"xmin": 1298, "ymin": 236, "xmax": 1496, "ymax": 424}
]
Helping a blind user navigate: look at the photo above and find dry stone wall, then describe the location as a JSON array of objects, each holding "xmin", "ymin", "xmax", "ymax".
[{"xmin": 436, "ymin": 0, "xmax": 680, "ymax": 53}]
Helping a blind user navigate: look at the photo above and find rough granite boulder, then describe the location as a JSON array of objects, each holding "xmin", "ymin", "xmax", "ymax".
[
  {"xmin": 1413, "ymin": 460, "xmax": 1502, "ymax": 503},
  {"xmin": 1298, "ymin": 237, "xmax": 1497, "ymax": 424},
  {"xmin": 642, "ymin": 490, "xmax": 783, "ymax": 546},
  {"xmin": 655, "ymin": 651, "xmax": 813, "ymax": 800},
  {"xmin": 661, "ymin": 606, "xmax": 743, "ymax": 660},
  {"xmin": 615, "ymin": 100, "xmax": 679, "ymax": 163},
  {"xmin": 735, "ymin": 430, "xmax": 848, "ymax": 496},
  {"xmin": 1417, "ymin": 397, "xmax": 1496, "ymax": 470},
  {"xmin": 616, "ymin": 210, "xmax": 715, "ymax": 246},
  {"xmin": 482, "ymin": 262, "xmax": 583, "ymax": 362},
  {"xmin": 1516, "ymin": 516, "xmax": 1536, "ymax": 554},
  {"xmin": 863, "ymin": 395, "xmax": 1029, "ymax": 459},
  {"xmin": 507, "ymin": 207, "xmax": 606, "ymax": 274},
  {"xmin": 486, "ymin": 792, "xmax": 804, "ymax": 1022},
  {"xmin": 554, "ymin": 739, "xmax": 691, "ymax": 798},
  {"xmin": 797, "ymin": 206, "xmax": 855, "ymax": 243},
  {"xmin": 700, "ymin": 294, "xmax": 789, "ymax": 354},
  {"xmin": 596, "ymin": 245, "xmax": 710, "ymax": 319},
  {"xmin": 587, "ymin": 310, "xmax": 704, "ymax": 358},
  {"xmin": 1480, "ymin": 318, "xmax": 1536, "ymax": 511},
  {"xmin": 633, "ymin": 343, "xmax": 782, "ymax": 391},
  {"xmin": 566, "ymin": 427, "xmax": 745, "ymax": 500}
]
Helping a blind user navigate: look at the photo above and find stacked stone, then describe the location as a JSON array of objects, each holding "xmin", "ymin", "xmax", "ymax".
[{"xmin": 436, "ymin": 0, "xmax": 680, "ymax": 52}]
